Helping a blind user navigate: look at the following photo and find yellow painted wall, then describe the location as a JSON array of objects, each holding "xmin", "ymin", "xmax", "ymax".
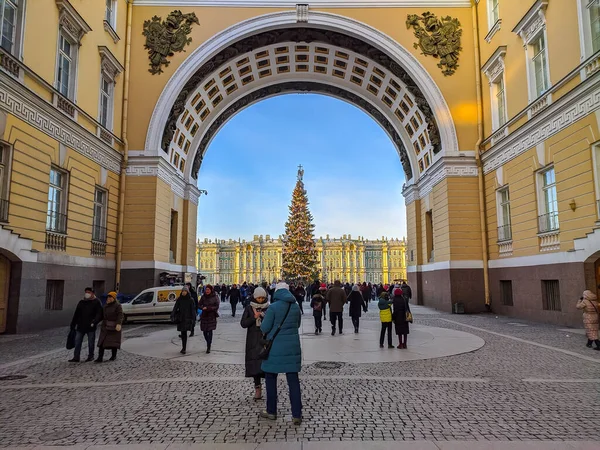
[
  {"xmin": 432, "ymin": 180, "xmax": 450, "ymax": 262},
  {"xmin": 3, "ymin": 115, "xmax": 118, "ymax": 257},
  {"xmin": 406, "ymin": 199, "xmax": 421, "ymax": 266},
  {"xmin": 446, "ymin": 177, "xmax": 482, "ymax": 260},
  {"xmin": 122, "ymin": 176, "xmax": 157, "ymax": 261}
]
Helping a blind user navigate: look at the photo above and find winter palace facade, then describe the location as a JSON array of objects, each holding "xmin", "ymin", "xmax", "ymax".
[
  {"xmin": 0, "ymin": 0, "xmax": 599, "ymax": 331},
  {"xmin": 196, "ymin": 235, "xmax": 407, "ymax": 285}
]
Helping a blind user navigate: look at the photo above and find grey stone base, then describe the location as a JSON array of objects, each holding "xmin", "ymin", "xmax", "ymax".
[{"xmin": 118, "ymin": 268, "xmax": 175, "ymax": 295}]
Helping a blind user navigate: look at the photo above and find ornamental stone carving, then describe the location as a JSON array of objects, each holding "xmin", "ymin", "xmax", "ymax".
[
  {"xmin": 161, "ymin": 28, "xmax": 442, "ymax": 156},
  {"xmin": 406, "ymin": 12, "xmax": 462, "ymax": 76},
  {"xmin": 190, "ymin": 82, "xmax": 414, "ymax": 181},
  {"xmin": 142, "ymin": 10, "xmax": 199, "ymax": 75}
]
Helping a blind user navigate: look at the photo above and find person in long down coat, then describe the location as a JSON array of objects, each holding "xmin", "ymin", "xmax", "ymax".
[
  {"xmin": 348, "ymin": 285, "xmax": 367, "ymax": 333},
  {"xmin": 241, "ymin": 287, "xmax": 269, "ymax": 400},
  {"xmin": 576, "ymin": 290, "xmax": 600, "ymax": 350},
  {"xmin": 259, "ymin": 283, "xmax": 303, "ymax": 425},
  {"xmin": 229, "ymin": 284, "xmax": 241, "ymax": 317},
  {"xmin": 392, "ymin": 287, "xmax": 410, "ymax": 349},
  {"xmin": 172, "ymin": 286, "xmax": 196, "ymax": 355},
  {"xmin": 199, "ymin": 284, "xmax": 220, "ymax": 353},
  {"xmin": 95, "ymin": 291, "xmax": 124, "ymax": 363}
]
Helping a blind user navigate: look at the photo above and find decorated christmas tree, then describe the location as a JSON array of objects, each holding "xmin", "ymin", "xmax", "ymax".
[{"xmin": 281, "ymin": 165, "xmax": 319, "ymax": 282}]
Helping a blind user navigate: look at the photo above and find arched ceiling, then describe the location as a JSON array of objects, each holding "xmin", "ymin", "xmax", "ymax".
[{"xmin": 162, "ymin": 28, "xmax": 443, "ymax": 182}]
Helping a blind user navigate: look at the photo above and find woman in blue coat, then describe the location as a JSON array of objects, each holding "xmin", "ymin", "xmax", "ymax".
[{"xmin": 259, "ymin": 283, "xmax": 303, "ymax": 424}]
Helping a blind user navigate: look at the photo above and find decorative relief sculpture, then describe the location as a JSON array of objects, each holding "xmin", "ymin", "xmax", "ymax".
[
  {"xmin": 406, "ymin": 12, "xmax": 462, "ymax": 76},
  {"xmin": 161, "ymin": 28, "xmax": 442, "ymax": 155},
  {"xmin": 143, "ymin": 11, "xmax": 199, "ymax": 75},
  {"xmin": 190, "ymin": 82, "xmax": 414, "ymax": 181}
]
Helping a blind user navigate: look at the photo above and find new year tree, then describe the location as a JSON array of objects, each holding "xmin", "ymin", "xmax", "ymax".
[{"xmin": 281, "ymin": 165, "xmax": 319, "ymax": 282}]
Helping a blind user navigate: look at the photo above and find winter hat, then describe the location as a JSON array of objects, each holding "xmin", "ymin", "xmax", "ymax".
[
  {"xmin": 352, "ymin": 285, "xmax": 360, "ymax": 292},
  {"xmin": 107, "ymin": 291, "xmax": 118, "ymax": 300},
  {"xmin": 383, "ymin": 284, "xmax": 389, "ymax": 291},
  {"xmin": 253, "ymin": 287, "xmax": 267, "ymax": 299},
  {"xmin": 319, "ymin": 283, "xmax": 327, "ymax": 290},
  {"xmin": 275, "ymin": 282, "xmax": 289, "ymax": 291},
  {"xmin": 181, "ymin": 285, "xmax": 189, "ymax": 293},
  {"xmin": 393, "ymin": 288, "xmax": 403, "ymax": 297},
  {"xmin": 583, "ymin": 290, "xmax": 597, "ymax": 301}
]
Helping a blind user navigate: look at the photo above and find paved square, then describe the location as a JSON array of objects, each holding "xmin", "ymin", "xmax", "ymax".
[{"xmin": 1, "ymin": 304, "xmax": 599, "ymax": 449}]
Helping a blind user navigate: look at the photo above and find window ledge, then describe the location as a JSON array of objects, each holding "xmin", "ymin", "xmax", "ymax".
[
  {"xmin": 538, "ymin": 229, "xmax": 560, "ymax": 252},
  {"xmin": 485, "ymin": 19, "xmax": 502, "ymax": 43},
  {"xmin": 97, "ymin": 126, "xmax": 114, "ymax": 146},
  {"xmin": 497, "ymin": 240, "xmax": 513, "ymax": 257},
  {"xmin": 53, "ymin": 93, "xmax": 77, "ymax": 120},
  {"xmin": 490, "ymin": 126, "xmax": 508, "ymax": 145},
  {"xmin": 584, "ymin": 53, "xmax": 600, "ymax": 79},
  {"xmin": 528, "ymin": 92, "xmax": 552, "ymax": 119},
  {"xmin": 103, "ymin": 21, "xmax": 120, "ymax": 44}
]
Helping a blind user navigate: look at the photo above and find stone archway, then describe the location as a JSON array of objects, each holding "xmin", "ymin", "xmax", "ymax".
[{"xmin": 144, "ymin": 10, "xmax": 459, "ymax": 187}]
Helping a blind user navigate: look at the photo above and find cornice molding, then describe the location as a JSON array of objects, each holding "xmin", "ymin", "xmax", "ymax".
[
  {"xmin": 512, "ymin": 0, "xmax": 548, "ymax": 45},
  {"xmin": 481, "ymin": 45, "xmax": 506, "ymax": 84},
  {"xmin": 98, "ymin": 46, "xmax": 124, "ymax": 80},
  {"xmin": 0, "ymin": 73, "xmax": 122, "ymax": 173},
  {"xmin": 132, "ymin": 0, "xmax": 471, "ymax": 6},
  {"xmin": 481, "ymin": 76, "xmax": 600, "ymax": 174},
  {"xmin": 484, "ymin": 19, "xmax": 501, "ymax": 43},
  {"xmin": 103, "ymin": 20, "xmax": 121, "ymax": 44},
  {"xmin": 56, "ymin": 0, "xmax": 92, "ymax": 43}
]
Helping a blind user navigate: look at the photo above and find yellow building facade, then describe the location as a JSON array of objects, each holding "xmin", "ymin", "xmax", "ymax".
[
  {"xmin": 197, "ymin": 235, "xmax": 406, "ymax": 285},
  {"xmin": 1, "ymin": 0, "xmax": 598, "ymax": 332}
]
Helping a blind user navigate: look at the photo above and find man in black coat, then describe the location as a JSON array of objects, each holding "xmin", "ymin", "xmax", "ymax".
[
  {"xmin": 186, "ymin": 282, "xmax": 199, "ymax": 336},
  {"xmin": 229, "ymin": 284, "xmax": 241, "ymax": 317},
  {"xmin": 69, "ymin": 287, "xmax": 103, "ymax": 362},
  {"xmin": 401, "ymin": 281, "xmax": 412, "ymax": 304}
]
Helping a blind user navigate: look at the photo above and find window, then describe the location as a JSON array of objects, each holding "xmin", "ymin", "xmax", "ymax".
[
  {"xmin": 0, "ymin": 0, "xmax": 17, "ymax": 54},
  {"xmin": 47, "ymin": 167, "xmax": 68, "ymax": 234},
  {"xmin": 170, "ymin": 210, "xmax": 178, "ymax": 263},
  {"xmin": 105, "ymin": 0, "xmax": 116, "ymax": 28},
  {"xmin": 500, "ymin": 280, "xmax": 513, "ymax": 306},
  {"xmin": 531, "ymin": 34, "xmax": 549, "ymax": 98},
  {"xmin": 590, "ymin": 0, "xmax": 600, "ymax": 53},
  {"xmin": 497, "ymin": 187, "xmax": 512, "ymax": 241},
  {"xmin": 538, "ymin": 167, "xmax": 559, "ymax": 233},
  {"xmin": 57, "ymin": 32, "xmax": 75, "ymax": 99},
  {"xmin": 99, "ymin": 74, "xmax": 113, "ymax": 129},
  {"xmin": 0, "ymin": 143, "xmax": 11, "ymax": 222},
  {"xmin": 45, "ymin": 280, "xmax": 64, "ymax": 310},
  {"xmin": 132, "ymin": 291, "xmax": 154, "ymax": 305},
  {"xmin": 488, "ymin": 0, "xmax": 500, "ymax": 27},
  {"xmin": 93, "ymin": 280, "xmax": 105, "ymax": 296},
  {"xmin": 495, "ymin": 77, "xmax": 507, "ymax": 128},
  {"xmin": 542, "ymin": 280, "xmax": 561, "ymax": 311},
  {"xmin": 92, "ymin": 188, "xmax": 107, "ymax": 243},
  {"xmin": 425, "ymin": 210, "xmax": 434, "ymax": 263}
]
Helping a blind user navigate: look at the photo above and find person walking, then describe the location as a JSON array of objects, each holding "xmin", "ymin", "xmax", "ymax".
[
  {"xmin": 576, "ymin": 290, "xmax": 600, "ymax": 350},
  {"xmin": 220, "ymin": 283, "xmax": 227, "ymax": 303},
  {"xmin": 69, "ymin": 287, "xmax": 103, "ymax": 362},
  {"xmin": 360, "ymin": 282, "xmax": 370, "ymax": 306},
  {"xmin": 326, "ymin": 280, "xmax": 347, "ymax": 336},
  {"xmin": 378, "ymin": 291, "xmax": 394, "ymax": 348},
  {"xmin": 199, "ymin": 284, "xmax": 220, "ymax": 353},
  {"xmin": 186, "ymin": 282, "xmax": 199, "ymax": 337},
  {"xmin": 401, "ymin": 281, "xmax": 412, "ymax": 305},
  {"xmin": 348, "ymin": 285, "xmax": 367, "ymax": 333},
  {"xmin": 295, "ymin": 284, "xmax": 306, "ymax": 315},
  {"xmin": 229, "ymin": 284, "xmax": 241, "ymax": 317},
  {"xmin": 95, "ymin": 291, "xmax": 124, "ymax": 362},
  {"xmin": 172, "ymin": 286, "xmax": 196, "ymax": 355},
  {"xmin": 259, "ymin": 283, "xmax": 303, "ymax": 424},
  {"xmin": 241, "ymin": 287, "xmax": 269, "ymax": 399},
  {"xmin": 392, "ymin": 287, "xmax": 410, "ymax": 349},
  {"xmin": 310, "ymin": 283, "xmax": 327, "ymax": 334}
]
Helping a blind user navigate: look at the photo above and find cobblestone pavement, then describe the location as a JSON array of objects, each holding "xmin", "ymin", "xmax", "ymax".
[{"xmin": 0, "ymin": 302, "xmax": 599, "ymax": 448}]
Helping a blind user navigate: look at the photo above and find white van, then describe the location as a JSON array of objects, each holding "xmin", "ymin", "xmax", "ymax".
[{"xmin": 121, "ymin": 286, "xmax": 183, "ymax": 323}]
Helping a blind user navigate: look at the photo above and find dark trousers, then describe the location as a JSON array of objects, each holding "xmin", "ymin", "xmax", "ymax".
[
  {"xmin": 314, "ymin": 314, "xmax": 322, "ymax": 331},
  {"xmin": 380, "ymin": 322, "xmax": 393, "ymax": 346},
  {"xmin": 181, "ymin": 331, "xmax": 188, "ymax": 351},
  {"xmin": 253, "ymin": 375, "xmax": 263, "ymax": 387},
  {"xmin": 297, "ymin": 299, "xmax": 304, "ymax": 314},
  {"xmin": 231, "ymin": 302, "xmax": 237, "ymax": 316},
  {"xmin": 351, "ymin": 317, "xmax": 360, "ymax": 331},
  {"xmin": 330, "ymin": 312, "xmax": 343, "ymax": 332},
  {"xmin": 74, "ymin": 330, "xmax": 96, "ymax": 360},
  {"xmin": 98, "ymin": 347, "xmax": 117, "ymax": 361},
  {"xmin": 265, "ymin": 372, "xmax": 302, "ymax": 418},
  {"xmin": 203, "ymin": 330, "xmax": 213, "ymax": 346}
]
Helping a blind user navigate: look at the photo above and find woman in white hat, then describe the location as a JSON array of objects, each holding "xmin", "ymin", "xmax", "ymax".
[
  {"xmin": 241, "ymin": 286, "xmax": 269, "ymax": 399},
  {"xmin": 576, "ymin": 290, "xmax": 600, "ymax": 350}
]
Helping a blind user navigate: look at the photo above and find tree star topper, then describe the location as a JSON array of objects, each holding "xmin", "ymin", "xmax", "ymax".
[
  {"xmin": 143, "ymin": 10, "xmax": 199, "ymax": 75},
  {"xmin": 406, "ymin": 12, "xmax": 462, "ymax": 76}
]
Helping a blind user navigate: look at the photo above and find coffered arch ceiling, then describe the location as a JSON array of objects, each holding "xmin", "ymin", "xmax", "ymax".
[{"xmin": 147, "ymin": 13, "xmax": 459, "ymax": 186}]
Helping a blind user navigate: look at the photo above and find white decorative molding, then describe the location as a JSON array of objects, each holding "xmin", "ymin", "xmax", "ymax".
[
  {"xmin": 482, "ymin": 77, "xmax": 600, "ymax": 174},
  {"xmin": 121, "ymin": 259, "xmax": 197, "ymax": 273},
  {"xmin": 132, "ymin": 0, "xmax": 471, "ymax": 6},
  {"xmin": 126, "ymin": 156, "xmax": 198, "ymax": 201},
  {"xmin": 0, "ymin": 226, "xmax": 37, "ymax": 263},
  {"xmin": 407, "ymin": 260, "xmax": 484, "ymax": 272},
  {"xmin": 529, "ymin": 92, "xmax": 551, "ymax": 118},
  {"xmin": 585, "ymin": 53, "xmax": 600, "ymax": 78},
  {"xmin": 98, "ymin": 46, "xmax": 124, "ymax": 79},
  {"xmin": 482, "ymin": 46, "xmax": 506, "ymax": 84},
  {"xmin": 513, "ymin": 0, "xmax": 548, "ymax": 45},
  {"xmin": 490, "ymin": 126, "xmax": 508, "ymax": 145},
  {"xmin": 296, "ymin": 4, "xmax": 308, "ymax": 23},
  {"xmin": 485, "ymin": 19, "xmax": 501, "ymax": 43},
  {"xmin": 103, "ymin": 20, "xmax": 120, "ymax": 44},
  {"xmin": 498, "ymin": 240, "xmax": 513, "ymax": 257},
  {"xmin": 145, "ymin": 10, "xmax": 459, "ymax": 187},
  {"xmin": 184, "ymin": 183, "xmax": 202, "ymax": 205},
  {"xmin": 0, "ymin": 73, "xmax": 122, "ymax": 174},
  {"xmin": 538, "ymin": 230, "xmax": 560, "ymax": 252},
  {"xmin": 55, "ymin": 0, "xmax": 92, "ymax": 43},
  {"xmin": 37, "ymin": 251, "xmax": 115, "ymax": 268}
]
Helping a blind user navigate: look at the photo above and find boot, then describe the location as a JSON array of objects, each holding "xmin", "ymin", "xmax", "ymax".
[
  {"xmin": 254, "ymin": 386, "xmax": 262, "ymax": 400},
  {"xmin": 586, "ymin": 339, "xmax": 593, "ymax": 348},
  {"xmin": 180, "ymin": 349, "xmax": 186, "ymax": 354},
  {"xmin": 331, "ymin": 328, "xmax": 336, "ymax": 336},
  {"xmin": 595, "ymin": 340, "xmax": 600, "ymax": 351},
  {"xmin": 94, "ymin": 357, "xmax": 103, "ymax": 363},
  {"xmin": 206, "ymin": 344, "xmax": 211, "ymax": 354},
  {"xmin": 109, "ymin": 349, "xmax": 117, "ymax": 361}
]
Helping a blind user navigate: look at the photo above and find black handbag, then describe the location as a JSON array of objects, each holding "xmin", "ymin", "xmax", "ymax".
[
  {"xmin": 66, "ymin": 328, "xmax": 76, "ymax": 350},
  {"xmin": 105, "ymin": 320, "xmax": 117, "ymax": 331},
  {"xmin": 258, "ymin": 303, "xmax": 292, "ymax": 360}
]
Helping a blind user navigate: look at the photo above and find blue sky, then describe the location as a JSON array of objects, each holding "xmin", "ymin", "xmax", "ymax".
[{"xmin": 196, "ymin": 94, "xmax": 407, "ymax": 241}]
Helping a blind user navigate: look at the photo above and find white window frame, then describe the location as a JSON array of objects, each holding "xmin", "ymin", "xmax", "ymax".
[
  {"xmin": 105, "ymin": 0, "xmax": 116, "ymax": 28},
  {"xmin": 496, "ymin": 186, "xmax": 512, "ymax": 242},
  {"xmin": 98, "ymin": 72, "xmax": 114, "ymax": 129},
  {"xmin": 483, "ymin": 47, "xmax": 509, "ymax": 135},
  {"xmin": 536, "ymin": 165, "xmax": 559, "ymax": 233},
  {"xmin": 0, "ymin": 0, "xmax": 25, "ymax": 58},
  {"xmin": 97, "ymin": 47, "xmax": 123, "ymax": 134},
  {"xmin": 47, "ymin": 166, "xmax": 69, "ymax": 234},
  {"xmin": 56, "ymin": 31, "xmax": 76, "ymax": 100},
  {"xmin": 592, "ymin": 143, "xmax": 600, "ymax": 219},
  {"xmin": 92, "ymin": 187, "xmax": 107, "ymax": 243},
  {"xmin": 485, "ymin": 0, "xmax": 501, "ymax": 42},
  {"xmin": 577, "ymin": 0, "xmax": 600, "ymax": 61},
  {"xmin": 529, "ymin": 33, "xmax": 550, "ymax": 99}
]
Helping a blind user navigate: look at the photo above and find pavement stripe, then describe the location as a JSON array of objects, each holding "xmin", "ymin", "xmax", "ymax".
[
  {"xmin": 0, "ymin": 324, "xmax": 152, "ymax": 371},
  {"xmin": 0, "ymin": 375, "xmax": 489, "ymax": 390},
  {"xmin": 439, "ymin": 319, "xmax": 600, "ymax": 364},
  {"xmin": 524, "ymin": 378, "xmax": 600, "ymax": 383}
]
